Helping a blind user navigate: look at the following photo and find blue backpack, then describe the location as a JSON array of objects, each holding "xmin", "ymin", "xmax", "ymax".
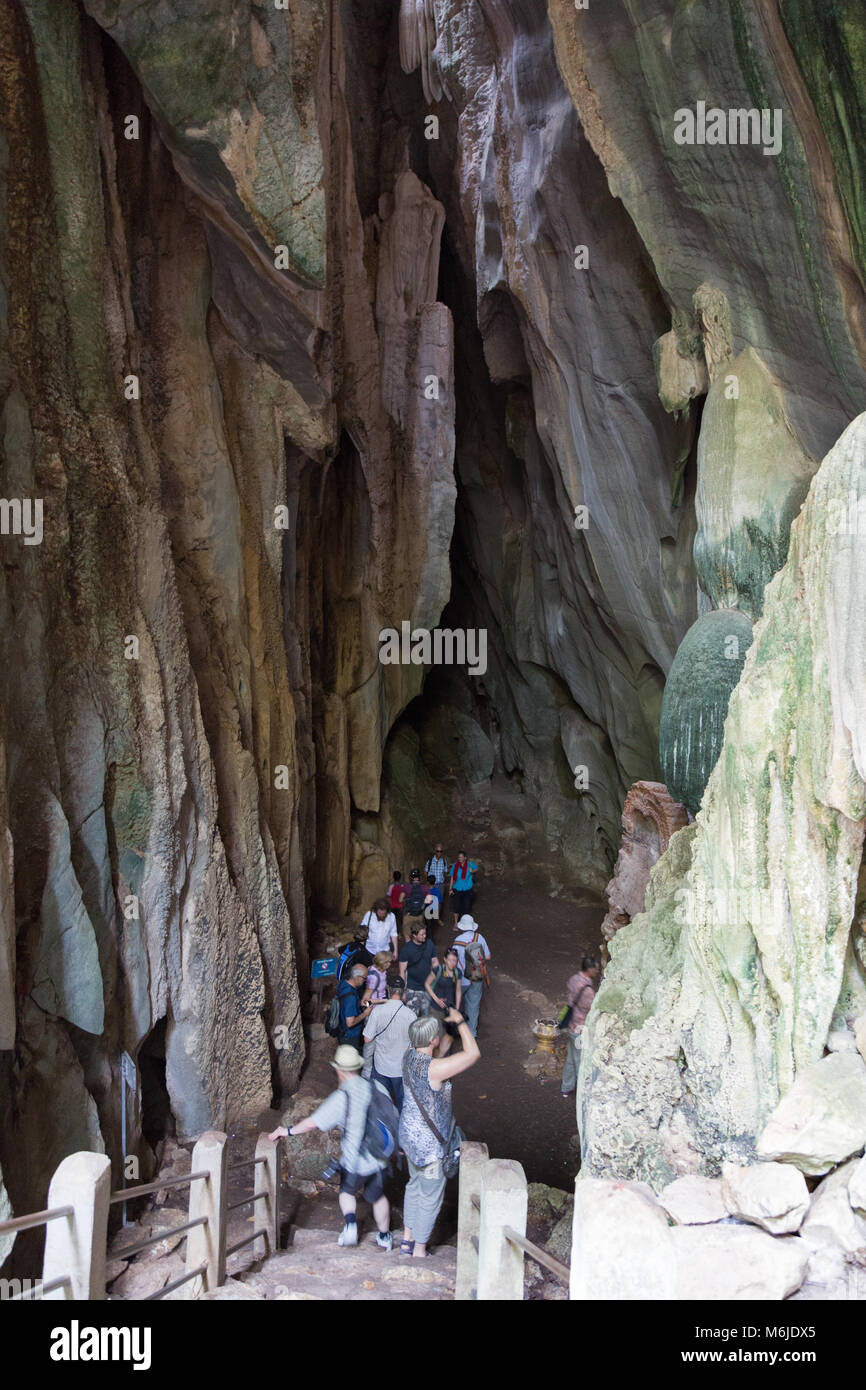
[{"xmin": 344, "ymin": 1083, "xmax": 399, "ymax": 1163}]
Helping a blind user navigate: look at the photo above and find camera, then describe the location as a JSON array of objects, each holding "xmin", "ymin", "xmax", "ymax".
[{"xmin": 321, "ymin": 1159, "xmax": 341, "ymax": 1181}]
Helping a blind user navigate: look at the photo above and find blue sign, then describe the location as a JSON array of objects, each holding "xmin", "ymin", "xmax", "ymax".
[{"xmin": 311, "ymin": 957, "xmax": 338, "ymax": 979}]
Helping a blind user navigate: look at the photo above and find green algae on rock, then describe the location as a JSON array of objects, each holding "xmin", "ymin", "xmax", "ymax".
[{"xmin": 659, "ymin": 609, "xmax": 753, "ymax": 815}]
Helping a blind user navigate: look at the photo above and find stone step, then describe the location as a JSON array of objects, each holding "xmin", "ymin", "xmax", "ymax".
[{"xmin": 226, "ymin": 1230, "xmax": 457, "ymax": 1301}]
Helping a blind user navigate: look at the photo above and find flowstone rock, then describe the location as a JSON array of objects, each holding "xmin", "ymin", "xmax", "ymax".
[
  {"xmin": 601, "ymin": 782, "xmax": 689, "ymax": 944},
  {"xmin": 694, "ymin": 346, "xmax": 815, "ymax": 620},
  {"xmin": 580, "ymin": 414, "xmax": 866, "ymax": 1185},
  {"xmin": 658, "ymin": 609, "xmax": 753, "ymax": 814}
]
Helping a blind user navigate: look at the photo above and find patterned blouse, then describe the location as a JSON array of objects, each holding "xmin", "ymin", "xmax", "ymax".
[{"xmin": 398, "ymin": 1050, "xmax": 453, "ymax": 1167}]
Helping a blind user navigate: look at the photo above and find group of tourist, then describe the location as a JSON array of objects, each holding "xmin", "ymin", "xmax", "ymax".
[
  {"xmin": 269, "ymin": 1012, "xmax": 481, "ymax": 1257},
  {"xmin": 268, "ymin": 841, "xmax": 602, "ymax": 1255}
]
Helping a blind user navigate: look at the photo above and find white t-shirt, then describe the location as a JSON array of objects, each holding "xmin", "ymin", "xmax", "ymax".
[
  {"xmin": 362, "ymin": 910, "xmax": 398, "ymax": 955},
  {"xmin": 453, "ymin": 929, "xmax": 490, "ymax": 984}
]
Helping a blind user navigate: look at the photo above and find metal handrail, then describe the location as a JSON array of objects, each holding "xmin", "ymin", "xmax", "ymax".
[
  {"xmin": 111, "ymin": 1215, "xmax": 207, "ymax": 1262},
  {"xmin": 0, "ymin": 1204, "xmax": 73, "ymax": 1236},
  {"xmin": 145, "ymin": 1262, "xmax": 208, "ymax": 1300},
  {"xmin": 108, "ymin": 1170, "xmax": 209, "ymax": 1205},
  {"xmin": 226, "ymin": 1190, "xmax": 267, "ymax": 1213},
  {"xmin": 7, "ymin": 1273, "xmax": 73, "ymax": 1302},
  {"xmin": 227, "ymin": 1156, "xmax": 267, "ymax": 1172},
  {"xmin": 225, "ymin": 1228, "xmax": 269, "ymax": 1259}
]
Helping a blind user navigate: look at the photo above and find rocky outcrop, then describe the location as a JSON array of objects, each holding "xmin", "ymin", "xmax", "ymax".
[
  {"xmin": 580, "ymin": 413, "xmax": 866, "ymax": 1185},
  {"xmin": 601, "ymin": 781, "xmax": 689, "ymax": 944}
]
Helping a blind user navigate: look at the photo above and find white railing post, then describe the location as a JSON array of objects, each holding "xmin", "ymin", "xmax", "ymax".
[
  {"xmin": 42, "ymin": 1151, "xmax": 112, "ymax": 1300},
  {"xmin": 476, "ymin": 1158, "xmax": 528, "ymax": 1301},
  {"xmin": 455, "ymin": 1141, "xmax": 488, "ymax": 1300},
  {"xmin": 254, "ymin": 1134, "xmax": 281, "ymax": 1259},
  {"xmin": 183, "ymin": 1130, "xmax": 227, "ymax": 1297}
]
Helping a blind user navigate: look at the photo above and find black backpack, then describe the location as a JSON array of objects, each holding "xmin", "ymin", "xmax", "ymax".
[{"xmin": 406, "ymin": 882, "xmax": 426, "ymax": 914}]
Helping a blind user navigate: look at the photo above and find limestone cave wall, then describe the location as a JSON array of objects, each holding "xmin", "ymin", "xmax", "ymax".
[{"xmin": 2, "ymin": 0, "xmax": 866, "ymax": 1236}]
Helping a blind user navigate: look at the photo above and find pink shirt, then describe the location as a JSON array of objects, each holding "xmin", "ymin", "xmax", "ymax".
[{"xmin": 567, "ymin": 972, "xmax": 596, "ymax": 1034}]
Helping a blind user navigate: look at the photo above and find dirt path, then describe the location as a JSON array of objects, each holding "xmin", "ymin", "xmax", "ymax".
[{"xmin": 443, "ymin": 882, "xmax": 604, "ymax": 1189}]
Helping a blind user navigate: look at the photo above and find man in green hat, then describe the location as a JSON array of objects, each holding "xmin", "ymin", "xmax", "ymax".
[{"xmin": 269, "ymin": 1045, "xmax": 393, "ymax": 1249}]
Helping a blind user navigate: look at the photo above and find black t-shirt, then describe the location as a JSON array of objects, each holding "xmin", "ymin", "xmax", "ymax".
[{"xmin": 399, "ymin": 938, "xmax": 437, "ymax": 990}]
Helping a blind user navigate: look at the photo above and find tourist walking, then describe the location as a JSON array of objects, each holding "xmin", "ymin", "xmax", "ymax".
[
  {"xmin": 387, "ymin": 874, "xmax": 408, "ymax": 936},
  {"xmin": 425, "ymin": 844, "xmax": 448, "ymax": 889},
  {"xmin": 360, "ymin": 952, "xmax": 392, "ymax": 1076},
  {"xmin": 360, "ymin": 899, "xmax": 399, "ymax": 961},
  {"xmin": 337, "ymin": 963, "xmax": 377, "ymax": 1046},
  {"xmin": 362, "ymin": 976, "xmax": 415, "ymax": 1110},
  {"xmin": 402, "ymin": 869, "xmax": 430, "ymax": 939},
  {"xmin": 448, "ymin": 851, "xmax": 479, "ymax": 923},
  {"xmin": 269, "ymin": 1045, "xmax": 393, "ymax": 1250},
  {"xmin": 398, "ymin": 922, "xmax": 438, "ymax": 1016},
  {"xmin": 452, "ymin": 914, "xmax": 490, "ymax": 1038},
  {"xmin": 425, "ymin": 948, "xmax": 463, "ymax": 1056},
  {"xmin": 561, "ymin": 956, "xmax": 601, "ymax": 1099},
  {"xmin": 399, "ymin": 1011, "xmax": 480, "ymax": 1257}
]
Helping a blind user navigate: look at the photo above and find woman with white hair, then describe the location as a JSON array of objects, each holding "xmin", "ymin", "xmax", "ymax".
[{"xmin": 398, "ymin": 1009, "xmax": 480, "ymax": 1257}]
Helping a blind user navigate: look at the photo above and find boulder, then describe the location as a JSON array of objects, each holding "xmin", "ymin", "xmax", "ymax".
[
  {"xmin": 849, "ymin": 1154, "xmax": 866, "ymax": 1215},
  {"xmin": 570, "ymin": 1180, "xmax": 675, "ymax": 1300},
  {"xmin": 757, "ymin": 1053, "xmax": 866, "ymax": 1176},
  {"xmin": 827, "ymin": 1030, "xmax": 858, "ymax": 1053},
  {"xmin": 855, "ymin": 1014, "xmax": 866, "ymax": 1067},
  {"xmin": 659, "ymin": 1175, "xmax": 727, "ymax": 1226},
  {"xmin": 799, "ymin": 1159, "xmax": 866, "ymax": 1254},
  {"xmin": 721, "ymin": 1161, "xmax": 810, "ymax": 1235},
  {"xmin": 671, "ymin": 1225, "xmax": 809, "ymax": 1300}
]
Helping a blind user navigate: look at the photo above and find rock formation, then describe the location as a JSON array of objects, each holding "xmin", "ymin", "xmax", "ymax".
[
  {"xmin": 601, "ymin": 781, "xmax": 689, "ymax": 944},
  {"xmin": 580, "ymin": 414, "xmax": 866, "ymax": 1185},
  {"xmin": 2, "ymin": 0, "xmax": 866, "ymax": 1277}
]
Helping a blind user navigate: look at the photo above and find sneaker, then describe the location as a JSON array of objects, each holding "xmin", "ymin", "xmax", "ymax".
[
  {"xmin": 376, "ymin": 1230, "xmax": 393, "ymax": 1252},
  {"xmin": 337, "ymin": 1222, "xmax": 358, "ymax": 1247}
]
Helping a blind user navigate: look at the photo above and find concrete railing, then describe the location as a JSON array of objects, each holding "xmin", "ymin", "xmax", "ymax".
[
  {"xmin": 0, "ymin": 1132, "xmax": 281, "ymax": 1301},
  {"xmin": 455, "ymin": 1141, "xmax": 570, "ymax": 1300}
]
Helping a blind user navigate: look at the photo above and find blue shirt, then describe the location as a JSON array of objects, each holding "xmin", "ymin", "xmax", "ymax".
[
  {"xmin": 450, "ymin": 860, "xmax": 478, "ymax": 890},
  {"xmin": 429, "ymin": 883, "xmax": 443, "ymax": 905},
  {"xmin": 338, "ymin": 981, "xmax": 363, "ymax": 1044}
]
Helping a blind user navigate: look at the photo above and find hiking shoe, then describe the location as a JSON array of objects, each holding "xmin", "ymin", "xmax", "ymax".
[
  {"xmin": 376, "ymin": 1230, "xmax": 393, "ymax": 1252},
  {"xmin": 337, "ymin": 1222, "xmax": 358, "ymax": 1247}
]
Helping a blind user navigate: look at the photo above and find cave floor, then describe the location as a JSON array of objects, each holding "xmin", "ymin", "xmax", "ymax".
[{"xmin": 444, "ymin": 881, "xmax": 604, "ymax": 1189}]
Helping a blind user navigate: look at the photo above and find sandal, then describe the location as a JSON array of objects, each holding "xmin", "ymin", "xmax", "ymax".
[{"xmin": 400, "ymin": 1239, "xmax": 415, "ymax": 1255}]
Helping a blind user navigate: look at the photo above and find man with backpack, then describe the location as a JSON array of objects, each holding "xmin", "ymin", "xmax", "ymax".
[
  {"xmin": 363, "ymin": 976, "xmax": 415, "ymax": 1109},
  {"xmin": 452, "ymin": 914, "xmax": 491, "ymax": 1038},
  {"xmin": 334, "ymin": 963, "xmax": 378, "ymax": 1046},
  {"xmin": 402, "ymin": 869, "xmax": 432, "ymax": 940},
  {"xmin": 269, "ymin": 1045, "xmax": 396, "ymax": 1250}
]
